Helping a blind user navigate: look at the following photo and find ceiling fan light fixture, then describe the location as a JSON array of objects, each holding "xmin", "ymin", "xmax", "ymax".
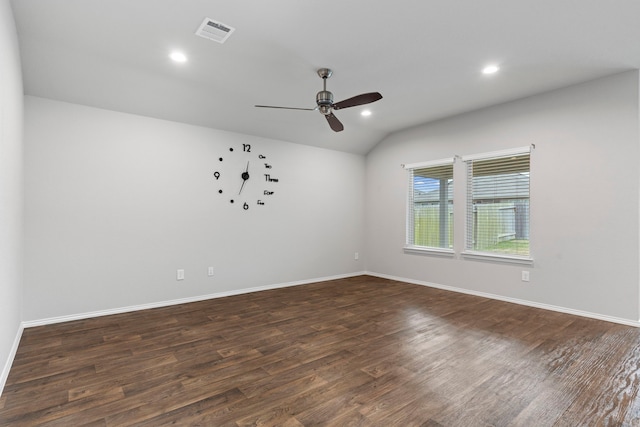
[
  {"xmin": 319, "ymin": 105, "xmax": 331, "ymax": 115},
  {"xmin": 361, "ymin": 110, "xmax": 372, "ymax": 117}
]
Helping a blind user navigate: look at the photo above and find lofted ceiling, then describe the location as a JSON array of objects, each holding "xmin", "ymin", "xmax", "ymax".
[{"xmin": 10, "ymin": 0, "xmax": 640, "ymax": 154}]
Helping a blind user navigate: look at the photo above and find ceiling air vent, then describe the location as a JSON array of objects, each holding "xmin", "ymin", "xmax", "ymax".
[{"xmin": 195, "ymin": 18, "xmax": 235, "ymax": 44}]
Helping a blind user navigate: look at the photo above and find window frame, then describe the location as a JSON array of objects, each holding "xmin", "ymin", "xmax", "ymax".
[
  {"xmin": 404, "ymin": 157, "xmax": 455, "ymax": 257},
  {"xmin": 461, "ymin": 146, "xmax": 533, "ymax": 265}
]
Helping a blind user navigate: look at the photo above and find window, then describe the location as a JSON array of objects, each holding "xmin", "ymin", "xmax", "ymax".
[
  {"xmin": 405, "ymin": 158, "xmax": 454, "ymax": 252},
  {"xmin": 463, "ymin": 147, "xmax": 531, "ymax": 260}
]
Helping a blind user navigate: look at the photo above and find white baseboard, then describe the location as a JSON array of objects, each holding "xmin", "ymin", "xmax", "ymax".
[
  {"xmin": 22, "ymin": 272, "xmax": 367, "ymax": 329},
  {"xmin": 1, "ymin": 322, "xmax": 24, "ymax": 397},
  {"xmin": 367, "ymin": 271, "xmax": 640, "ymax": 328},
  {"xmin": 23, "ymin": 270, "xmax": 639, "ymax": 329}
]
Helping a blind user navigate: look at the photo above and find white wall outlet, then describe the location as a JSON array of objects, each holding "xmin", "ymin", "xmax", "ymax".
[
  {"xmin": 208, "ymin": 266, "xmax": 214, "ymax": 276},
  {"xmin": 354, "ymin": 252, "xmax": 359, "ymax": 260},
  {"xmin": 177, "ymin": 269, "xmax": 185, "ymax": 281},
  {"xmin": 521, "ymin": 270, "xmax": 530, "ymax": 282}
]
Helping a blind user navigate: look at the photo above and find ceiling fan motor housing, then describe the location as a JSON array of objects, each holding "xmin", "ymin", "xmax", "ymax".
[{"xmin": 316, "ymin": 90, "xmax": 333, "ymax": 115}]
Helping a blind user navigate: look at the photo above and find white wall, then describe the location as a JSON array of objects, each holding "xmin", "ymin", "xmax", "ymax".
[
  {"xmin": 23, "ymin": 96, "xmax": 365, "ymax": 321},
  {"xmin": 365, "ymin": 71, "xmax": 640, "ymax": 322},
  {"xmin": 0, "ymin": 0, "xmax": 24, "ymax": 391}
]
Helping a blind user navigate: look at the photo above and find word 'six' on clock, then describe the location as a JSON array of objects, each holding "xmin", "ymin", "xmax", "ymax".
[{"xmin": 213, "ymin": 143, "xmax": 278, "ymax": 211}]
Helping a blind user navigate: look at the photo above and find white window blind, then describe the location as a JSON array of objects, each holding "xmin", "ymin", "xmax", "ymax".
[
  {"xmin": 405, "ymin": 159, "xmax": 454, "ymax": 250},
  {"xmin": 464, "ymin": 147, "xmax": 531, "ymax": 259}
]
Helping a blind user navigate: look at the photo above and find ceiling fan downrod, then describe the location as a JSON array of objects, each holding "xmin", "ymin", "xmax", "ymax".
[{"xmin": 316, "ymin": 68, "xmax": 333, "ymax": 115}]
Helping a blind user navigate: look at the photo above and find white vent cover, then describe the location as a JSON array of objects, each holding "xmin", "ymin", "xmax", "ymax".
[{"xmin": 195, "ymin": 18, "xmax": 235, "ymax": 44}]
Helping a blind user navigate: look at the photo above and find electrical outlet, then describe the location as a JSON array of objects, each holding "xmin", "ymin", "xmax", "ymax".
[
  {"xmin": 208, "ymin": 267, "xmax": 214, "ymax": 276},
  {"xmin": 177, "ymin": 269, "xmax": 185, "ymax": 281},
  {"xmin": 354, "ymin": 252, "xmax": 359, "ymax": 260},
  {"xmin": 521, "ymin": 270, "xmax": 530, "ymax": 282}
]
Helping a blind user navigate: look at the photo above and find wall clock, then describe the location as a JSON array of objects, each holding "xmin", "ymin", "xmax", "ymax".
[{"xmin": 213, "ymin": 143, "xmax": 278, "ymax": 211}]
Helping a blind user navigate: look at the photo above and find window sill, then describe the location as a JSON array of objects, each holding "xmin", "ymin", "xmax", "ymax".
[
  {"xmin": 461, "ymin": 251, "xmax": 534, "ymax": 266},
  {"xmin": 403, "ymin": 246, "xmax": 455, "ymax": 258}
]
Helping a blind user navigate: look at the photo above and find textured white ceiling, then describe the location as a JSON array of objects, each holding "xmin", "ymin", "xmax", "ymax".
[{"xmin": 11, "ymin": 0, "xmax": 640, "ymax": 154}]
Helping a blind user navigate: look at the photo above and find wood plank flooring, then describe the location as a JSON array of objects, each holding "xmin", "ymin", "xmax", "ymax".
[{"xmin": 2, "ymin": 275, "xmax": 640, "ymax": 426}]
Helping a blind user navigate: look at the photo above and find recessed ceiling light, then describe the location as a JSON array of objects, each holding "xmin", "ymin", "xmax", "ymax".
[
  {"xmin": 482, "ymin": 64, "xmax": 500, "ymax": 75},
  {"xmin": 361, "ymin": 110, "xmax": 372, "ymax": 117},
  {"xmin": 169, "ymin": 51, "xmax": 187, "ymax": 63}
]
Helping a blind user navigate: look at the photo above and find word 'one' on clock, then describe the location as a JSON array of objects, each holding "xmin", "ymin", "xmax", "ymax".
[{"xmin": 213, "ymin": 143, "xmax": 279, "ymax": 211}]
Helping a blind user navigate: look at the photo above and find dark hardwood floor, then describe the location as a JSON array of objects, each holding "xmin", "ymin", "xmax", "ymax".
[{"xmin": 2, "ymin": 275, "xmax": 640, "ymax": 426}]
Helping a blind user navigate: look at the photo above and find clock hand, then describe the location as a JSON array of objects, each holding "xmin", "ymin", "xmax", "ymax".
[{"xmin": 239, "ymin": 161, "xmax": 250, "ymax": 194}]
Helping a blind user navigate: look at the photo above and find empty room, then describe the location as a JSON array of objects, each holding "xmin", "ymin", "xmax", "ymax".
[{"xmin": 2, "ymin": 1, "xmax": 640, "ymax": 425}]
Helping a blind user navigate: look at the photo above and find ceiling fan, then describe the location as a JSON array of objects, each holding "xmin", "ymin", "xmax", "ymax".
[{"xmin": 255, "ymin": 68, "xmax": 382, "ymax": 132}]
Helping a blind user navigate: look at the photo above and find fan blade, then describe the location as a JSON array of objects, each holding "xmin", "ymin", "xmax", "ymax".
[
  {"xmin": 332, "ymin": 92, "xmax": 382, "ymax": 110},
  {"xmin": 255, "ymin": 105, "xmax": 316, "ymax": 111},
  {"xmin": 325, "ymin": 112, "xmax": 344, "ymax": 132}
]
